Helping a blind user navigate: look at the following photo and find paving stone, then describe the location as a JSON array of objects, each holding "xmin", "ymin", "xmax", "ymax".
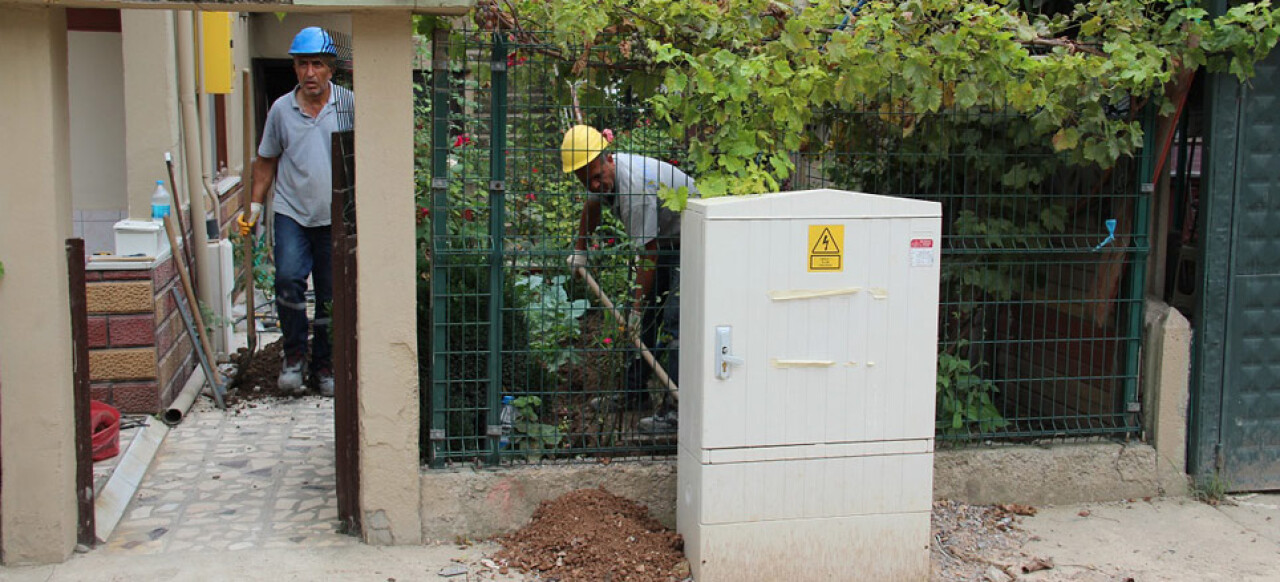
[{"xmin": 101, "ymin": 397, "xmax": 358, "ymax": 555}]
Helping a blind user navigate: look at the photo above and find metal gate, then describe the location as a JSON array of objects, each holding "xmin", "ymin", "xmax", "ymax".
[{"xmin": 1193, "ymin": 48, "xmax": 1280, "ymax": 491}]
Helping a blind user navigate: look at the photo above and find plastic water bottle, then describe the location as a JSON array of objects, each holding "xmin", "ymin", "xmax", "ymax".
[
  {"xmin": 498, "ymin": 395, "xmax": 516, "ymax": 449},
  {"xmin": 150, "ymin": 180, "xmax": 171, "ymax": 222}
]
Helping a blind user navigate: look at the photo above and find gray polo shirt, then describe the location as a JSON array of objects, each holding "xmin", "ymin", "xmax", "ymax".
[
  {"xmin": 589, "ymin": 153, "xmax": 697, "ymax": 248},
  {"xmin": 258, "ymin": 82, "xmax": 354, "ymax": 227}
]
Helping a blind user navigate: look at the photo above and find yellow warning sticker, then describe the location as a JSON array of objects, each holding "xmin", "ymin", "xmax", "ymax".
[{"xmin": 808, "ymin": 225, "xmax": 844, "ymax": 272}]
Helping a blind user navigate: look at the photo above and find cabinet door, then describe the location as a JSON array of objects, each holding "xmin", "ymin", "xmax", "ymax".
[{"xmin": 696, "ymin": 216, "xmax": 940, "ymax": 450}]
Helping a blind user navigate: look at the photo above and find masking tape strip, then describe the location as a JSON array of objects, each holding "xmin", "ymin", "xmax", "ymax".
[
  {"xmin": 768, "ymin": 287, "xmax": 861, "ymax": 301},
  {"xmin": 770, "ymin": 359, "xmax": 836, "ymax": 368},
  {"xmin": 869, "ymin": 288, "xmax": 889, "ymax": 299}
]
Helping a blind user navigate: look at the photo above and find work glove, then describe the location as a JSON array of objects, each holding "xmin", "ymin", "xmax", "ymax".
[
  {"xmin": 237, "ymin": 202, "xmax": 263, "ymax": 237},
  {"xmin": 566, "ymin": 251, "xmax": 589, "ymax": 270}
]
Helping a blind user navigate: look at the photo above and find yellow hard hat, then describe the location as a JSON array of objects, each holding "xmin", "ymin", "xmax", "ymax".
[{"xmin": 561, "ymin": 125, "xmax": 607, "ymax": 173}]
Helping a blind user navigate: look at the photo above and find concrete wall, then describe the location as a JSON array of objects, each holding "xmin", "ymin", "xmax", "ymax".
[
  {"xmin": 69, "ymin": 30, "xmax": 128, "ymax": 255},
  {"xmin": 229, "ymin": 12, "xmax": 252, "ymax": 173},
  {"xmin": 417, "ymin": 442, "xmax": 1191, "ymax": 542},
  {"xmin": 0, "ymin": 5, "xmax": 79, "ymax": 565},
  {"xmin": 68, "ymin": 30, "xmax": 127, "ymax": 213},
  {"xmin": 933, "ymin": 442, "xmax": 1187, "ymax": 504},
  {"xmin": 352, "ymin": 10, "xmax": 421, "ymax": 546},
  {"xmin": 1142, "ymin": 299, "xmax": 1192, "ymax": 479},
  {"xmin": 121, "ymin": 9, "xmax": 184, "ymax": 220}
]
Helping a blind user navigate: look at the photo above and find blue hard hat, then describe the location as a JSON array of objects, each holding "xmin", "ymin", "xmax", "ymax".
[{"xmin": 289, "ymin": 27, "xmax": 336, "ymax": 56}]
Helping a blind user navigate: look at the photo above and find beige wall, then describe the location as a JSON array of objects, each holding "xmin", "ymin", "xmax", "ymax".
[
  {"xmin": 352, "ymin": 10, "xmax": 422, "ymax": 546},
  {"xmin": 0, "ymin": 5, "xmax": 79, "ymax": 565},
  {"xmin": 68, "ymin": 31, "xmax": 127, "ymax": 212},
  {"xmin": 121, "ymin": 10, "xmax": 185, "ymax": 219},
  {"xmin": 230, "ymin": 12, "xmax": 252, "ymax": 173}
]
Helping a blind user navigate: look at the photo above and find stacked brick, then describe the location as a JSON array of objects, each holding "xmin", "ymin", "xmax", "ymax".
[
  {"xmin": 216, "ymin": 182, "xmax": 243, "ymax": 238},
  {"xmin": 86, "ymin": 255, "xmax": 196, "ymax": 413}
]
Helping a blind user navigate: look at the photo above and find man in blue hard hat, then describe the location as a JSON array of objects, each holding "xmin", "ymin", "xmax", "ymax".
[{"xmin": 238, "ymin": 27, "xmax": 354, "ymax": 396}]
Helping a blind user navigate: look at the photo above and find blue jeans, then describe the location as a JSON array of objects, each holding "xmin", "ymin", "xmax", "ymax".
[{"xmin": 274, "ymin": 213, "xmax": 332, "ymax": 370}]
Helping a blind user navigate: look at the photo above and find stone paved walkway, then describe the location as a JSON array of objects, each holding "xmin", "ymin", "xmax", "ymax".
[{"xmin": 102, "ymin": 395, "xmax": 358, "ymax": 554}]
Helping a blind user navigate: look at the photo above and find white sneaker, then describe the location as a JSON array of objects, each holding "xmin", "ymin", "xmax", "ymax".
[
  {"xmin": 316, "ymin": 368, "xmax": 335, "ymax": 397},
  {"xmin": 278, "ymin": 355, "xmax": 305, "ymax": 394}
]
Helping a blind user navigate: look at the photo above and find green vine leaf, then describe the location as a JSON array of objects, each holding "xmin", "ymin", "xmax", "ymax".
[{"xmin": 489, "ymin": 0, "xmax": 1280, "ymax": 196}]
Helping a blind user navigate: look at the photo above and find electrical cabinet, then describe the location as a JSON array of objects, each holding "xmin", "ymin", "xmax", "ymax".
[{"xmin": 678, "ymin": 189, "xmax": 942, "ymax": 581}]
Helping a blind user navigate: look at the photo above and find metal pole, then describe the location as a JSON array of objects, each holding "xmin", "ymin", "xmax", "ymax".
[
  {"xmin": 169, "ymin": 286, "xmax": 227, "ymax": 415},
  {"xmin": 428, "ymin": 27, "xmax": 452, "ymax": 467},
  {"xmin": 241, "ymin": 69, "xmax": 258, "ymax": 357},
  {"xmin": 486, "ymin": 33, "xmax": 509, "ymax": 463},
  {"xmin": 1123, "ymin": 104, "xmax": 1157, "ymax": 432},
  {"xmin": 66, "ymin": 238, "xmax": 95, "ymax": 547}
]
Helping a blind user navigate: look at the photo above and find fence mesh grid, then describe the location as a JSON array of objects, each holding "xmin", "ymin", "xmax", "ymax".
[{"xmin": 420, "ymin": 28, "xmax": 1147, "ymax": 466}]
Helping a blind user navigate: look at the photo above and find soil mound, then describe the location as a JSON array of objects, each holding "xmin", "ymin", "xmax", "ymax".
[
  {"xmin": 496, "ymin": 487, "xmax": 687, "ymax": 582},
  {"xmin": 226, "ymin": 338, "xmax": 296, "ymax": 403}
]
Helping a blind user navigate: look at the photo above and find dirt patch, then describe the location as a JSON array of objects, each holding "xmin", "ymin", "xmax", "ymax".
[
  {"xmin": 226, "ymin": 338, "xmax": 313, "ymax": 404},
  {"xmin": 932, "ymin": 500, "xmax": 1036, "ymax": 581},
  {"xmin": 495, "ymin": 488, "xmax": 687, "ymax": 582}
]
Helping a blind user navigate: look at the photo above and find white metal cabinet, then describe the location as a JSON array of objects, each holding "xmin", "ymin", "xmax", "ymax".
[{"xmin": 677, "ymin": 189, "xmax": 942, "ymax": 581}]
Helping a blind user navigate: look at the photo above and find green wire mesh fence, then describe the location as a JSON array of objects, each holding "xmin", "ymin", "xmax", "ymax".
[{"xmin": 418, "ymin": 28, "xmax": 1148, "ymax": 466}]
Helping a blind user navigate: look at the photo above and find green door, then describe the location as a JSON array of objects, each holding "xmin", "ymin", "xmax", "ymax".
[{"xmin": 1194, "ymin": 51, "xmax": 1280, "ymax": 491}]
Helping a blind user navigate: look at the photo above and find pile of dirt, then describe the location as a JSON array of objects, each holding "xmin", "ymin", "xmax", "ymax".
[
  {"xmin": 226, "ymin": 338, "xmax": 303, "ymax": 404},
  {"xmin": 495, "ymin": 488, "xmax": 687, "ymax": 582},
  {"xmin": 931, "ymin": 500, "xmax": 1037, "ymax": 581}
]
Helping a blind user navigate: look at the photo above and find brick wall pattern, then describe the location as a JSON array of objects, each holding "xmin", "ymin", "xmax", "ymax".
[{"xmin": 86, "ymin": 253, "xmax": 197, "ymax": 413}]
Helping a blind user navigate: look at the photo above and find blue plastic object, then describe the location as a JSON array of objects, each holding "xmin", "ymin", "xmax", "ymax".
[
  {"xmin": 498, "ymin": 395, "xmax": 515, "ymax": 450},
  {"xmin": 289, "ymin": 27, "xmax": 336, "ymax": 56},
  {"xmin": 1093, "ymin": 218, "xmax": 1118, "ymax": 251}
]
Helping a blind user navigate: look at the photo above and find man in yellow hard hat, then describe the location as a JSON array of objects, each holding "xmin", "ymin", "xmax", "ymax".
[{"xmin": 562, "ymin": 124, "xmax": 697, "ymax": 434}]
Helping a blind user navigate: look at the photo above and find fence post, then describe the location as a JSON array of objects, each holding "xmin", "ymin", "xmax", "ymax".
[
  {"xmin": 429, "ymin": 27, "xmax": 451, "ymax": 467},
  {"xmin": 486, "ymin": 33, "xmax": 509, "ymax": 463},
  {"xmin": 1124, "ymin": 105, "xmax": 1156, "ymax": 432}
]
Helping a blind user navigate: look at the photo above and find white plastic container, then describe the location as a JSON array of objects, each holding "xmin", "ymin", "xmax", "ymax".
[
  {"xmin": 113, "ymin": 219, "xmax": 169, "ymax": 258},
  {"xmin": 678, "ymin": 189, "xmax": 942, "ymax": 581}
]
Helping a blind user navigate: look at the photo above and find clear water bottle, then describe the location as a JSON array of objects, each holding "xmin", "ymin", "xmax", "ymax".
[
  {"xmin": 150, "ymin": 180, "xmax": 171, "ymax": 222},
  {"xmin": 498, "ymin": 395, "xmax": 516, "ymax": 449}
]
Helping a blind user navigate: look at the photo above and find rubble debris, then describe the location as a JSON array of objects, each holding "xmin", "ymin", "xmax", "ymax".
[
  {"xmin": 931, "ymin": 500, "xmax": 1031, "ymax": 581},
  {"xmin": 997, "ymin": 503, "xmax": 1038, "ymax": 517},
  {"xmin": 437, "ymin": 564, "xmax": 468, "ymax": 577},
  {"xmin": 1021, "ymin": 556, "xmax": 1055, "ymax": 573}
]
